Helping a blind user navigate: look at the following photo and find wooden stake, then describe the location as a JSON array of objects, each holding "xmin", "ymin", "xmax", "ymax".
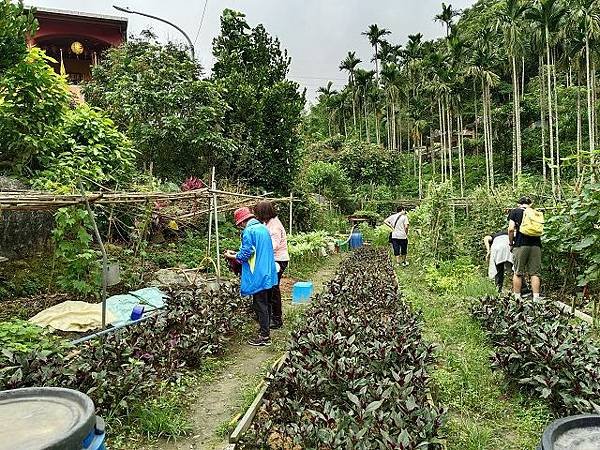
[
  {"xmin": 212, "ymin": 167, "xmax": 221, "ymax": 279},
  {"xmin": 289, "ymin": 192, "xmax": 293, "ymax": 236},
  {"xmin": 79, "ymin": 182, "xmax": 108, "ymax": 329}
]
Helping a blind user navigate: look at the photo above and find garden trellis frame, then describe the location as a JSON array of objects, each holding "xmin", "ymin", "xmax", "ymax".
[{"xmin": 0, "ymin": 179, "xmax": 298, "ymax": 329}]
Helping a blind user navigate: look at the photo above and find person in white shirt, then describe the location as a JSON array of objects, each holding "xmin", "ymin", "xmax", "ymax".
[
  {"xmin": 483, "ymin": 231, "xmax": 513, "ymax": 293},
  {"xmin": 384, "ymin": 206, "xmax": 410, "ymax": 266}
]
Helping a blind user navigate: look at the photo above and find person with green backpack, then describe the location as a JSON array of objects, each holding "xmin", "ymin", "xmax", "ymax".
[{"xmin": 508, "ymin": 196, "xmax": 544, "ymax": 300}]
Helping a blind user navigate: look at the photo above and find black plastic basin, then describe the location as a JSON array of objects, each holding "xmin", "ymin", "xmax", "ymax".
[
  {"xmin": 0, "ymin": 387, "xmax": 96, "ymax": 450},
  {"xmin": 539, "ymin": 414, "xmax": 600, "ymax": 450}
]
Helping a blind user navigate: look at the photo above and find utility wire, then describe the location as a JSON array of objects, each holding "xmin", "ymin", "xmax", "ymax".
[{"xmin": 193, "ymin": 0, "xmax": 209, "ymax": 45}]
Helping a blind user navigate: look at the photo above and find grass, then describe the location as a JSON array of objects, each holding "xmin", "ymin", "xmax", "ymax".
[
  {"xmin": 286, "ymin": 253, "xmax": 331, "ymax": 280},
  {"xmin": 396, "ymin": 261, "xmax": 552, "ymax": 450},
  {"xmin": 108, "ymin": 356, "xmax": 230, "ymax": 448}
]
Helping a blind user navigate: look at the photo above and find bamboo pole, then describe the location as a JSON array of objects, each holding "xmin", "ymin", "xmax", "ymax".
[
  {"xmin": 288, "ymin": 192, "xmax": 293, "ymax": 236},
  {"xmin": 78, "ymin": 183, "xmax": 108, "ymax": 329},
  {"xmin": 212, "ymin": 167, "xmax": 221, "ymax": 279}
]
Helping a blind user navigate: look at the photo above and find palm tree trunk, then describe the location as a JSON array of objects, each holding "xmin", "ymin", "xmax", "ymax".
[
  {"xmin": 352, "ymin": 79, "xmax": 358, "ymax": 130},
  {"xmin": 439, "ymin": 97, "xmax": 447, "ymax": 182},
  {"xmin": 539, "ymin": 56, "xmax": 547, "ymax": 181},
  {"xmin": 485, "ymin": 81, "xmax": 495, "ymax": 190},
  {"xmin": 375, "ymin": 112, "xmax": 381, "ymax": 146},
  {"xmin": 446, "ymin": 95, "xmax": 454, "ymax": 185},
  {"xmin": 473, "ymin": 79, "xmax": 479, "ymax": 156},
  {"xmin": 585, "ymin": 34, "xmax": 595, "ymax": 180},
  {"xmin": 481, "ymin": 79, "xmax": 490, "ymax": 190},
  {"xmin": 418, "ymin": 140, "xmax": 423, "ymax": 199},
  {"xmin": 552, "ymin": 50, "xmax": 561, "ymax": 196},
  {"xmin": 545, "ymin": 26, "xmax": 556, "ymax": 194},
  {"xmin": 577, "ymin": 68, "xmax": 582, "ymax": 178},
  {"xmin": 511, "ymin": 54, "xmax": 522, "ymax": 177},
  {"xmin": 458, "ymin": 113, "xmax": 465, "ymax": 197},
  {"xmin": 364, "ymin": 89, "xmax": 371, "ymax": 143},
  {"xmin": 521, "ymin": 56, "xmax": 526, "ymax": 101},
  {"xmin": 392, "ymin": 99, "xmax": 397, "ymax": 150}
]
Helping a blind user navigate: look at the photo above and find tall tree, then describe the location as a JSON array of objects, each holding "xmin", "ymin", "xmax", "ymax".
[
  {"xmin": 339, "ymin": 51, "xmax": 362, "ymax": 132},
  {"xmin": 573, "ymin": 0, "xmax": 600, "ymax": 180},
  {"xmin": 211, "ymin": 9, "xmax": 305, "ymax": 193},
  {"xmin": 435, "ymin": 3, "xmax": 460, "ymax": 37},
  {"xmin": 317, "ymin": 81, "xmax": 337, "ymax": 137},
  {"xmin": 362, "ymin": 24, "xmax": 391, "ymax": 84},
  {"xmin": 498, "ymin": 0, "xmax": 530, "ymax": 182},
  {"xmin": 527, "ymin": 0, "xmax": 567, "ymax": 195}
]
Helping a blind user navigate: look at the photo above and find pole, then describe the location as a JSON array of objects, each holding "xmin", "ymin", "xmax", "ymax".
[
  {"xmin": 113, "ymin": 5, "xmax": 195, "ymax": 59},
  {"xmin": 212, "ymin": 167, "xmax": 221, "ymax": 279},
  {"xmin": 78, "ymin": 183, "xmax": 108, "ymax": 329},
  {"xmin": 288, "ymin": 192, "xmax": 293, "ymax": 236}
]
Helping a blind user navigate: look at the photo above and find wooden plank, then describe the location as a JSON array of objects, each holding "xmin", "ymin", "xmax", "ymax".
[
  {"xmin": 229, "ymin": 352, "xmax": 289, "ymax": 444},
  {"xmin": 229, "ymin": 382, "xmax": 269, "ymax": 443},
  {"xmin": 555, "ymin": 300, "xmax": 593, "ymax": 325}
]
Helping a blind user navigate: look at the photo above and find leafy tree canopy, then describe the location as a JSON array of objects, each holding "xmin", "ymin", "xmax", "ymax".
[
  {"xmin": 212, "ymin": 9, "xmax": 305, "ymax": 194},
  {"xmin": 0, "ymin": 0, "xmax": 37, "ymax": 74},
  {"xmin": 32, "ymin": 105, "xmax": 137, "ymax": 191},
  {"xmin": 0, "ymin": 47, "xmax": 70, "ymax": 171},
  {"xmin": 83, "ymin": 34, "xmax": 234, "ymax": 180}
]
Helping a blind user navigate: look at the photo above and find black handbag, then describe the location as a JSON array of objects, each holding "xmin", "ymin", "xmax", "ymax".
[{"xmin": 388, "ymin": 214, "xmax": 402, "ymax": 243}]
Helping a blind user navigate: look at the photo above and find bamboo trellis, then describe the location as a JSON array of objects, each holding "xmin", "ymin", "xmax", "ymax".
[{"xmin": 0, "ymin": 188, "xmax": 296, "ymax": 212}]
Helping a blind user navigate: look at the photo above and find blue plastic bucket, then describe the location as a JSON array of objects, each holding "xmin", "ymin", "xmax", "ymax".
[
  {"xmin": 0, "ymin": 387, "xmax": 106, "ymax": 450},
  {"xmin": 292, "ymin": 281, "xmax": 314, "ymax": 304},
  {"xmin": 349, "ymin": 231, "xmax": 363, "ymax": 249},
  {"xmin": 82, "ymin": 417, "xmax": 106, "ymax": 450}
]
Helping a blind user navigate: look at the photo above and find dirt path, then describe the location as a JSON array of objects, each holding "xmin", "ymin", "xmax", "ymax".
[
  {"xmin": 150, "ymin": 254, "xmax": 343, "ymax": 450},
  {"xmin": 157, "ymin": 347, "xmax": 275, "ymax": 450}
]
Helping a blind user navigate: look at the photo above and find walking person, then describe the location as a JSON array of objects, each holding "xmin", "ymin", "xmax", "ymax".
[
  {"xmin": 224, "ymin": 207, "xmax": 278, "ymax": 346},
  {"xmin": 508, "ymin": 196, "xmax": 544, "ymax": 301},
  {"xmin": 253, "ymin": 201, "xmax": 289, "ymax": 330},
  {"xmin": 384, "ymin": 205, "xmax": 410, "ymax": 266},
  {"xmin": 483, "ymin": 230, "xmax": 513, "ymax": 293}
]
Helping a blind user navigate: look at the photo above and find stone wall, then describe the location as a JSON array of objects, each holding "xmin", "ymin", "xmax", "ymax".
[{"xmin": 0, "ymin": 177, "xmax": 54, "ymax": 258}]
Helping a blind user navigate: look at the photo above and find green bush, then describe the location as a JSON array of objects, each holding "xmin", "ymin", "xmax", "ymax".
[
  {"xmin": 84, "ymin": 36, "xmax": 234, "ymax": 181},
  {"xmin": 32, "ymin": 105, "xmax": 137, "ymax": 191},
  {"xmin": 411, "ymin": 181, "xmax": 457, "ymax": 261},
  {"xmin": 0, "ymin": 320, "xmax": 67, "ymax": 362},
  {"xmin": 474, "ymin": 295, "xmax": 600, "ymax": 415},
  {"xmin": 543, "ymin": 182, "xmax": 600, "ymax": 291},
  {"xmin": 0, "ymin": 47, "xmax": 70, "ymax": 170},
  {"xmin": 52, "ymin": 207, "xmax": 101, "ymax": 296}
]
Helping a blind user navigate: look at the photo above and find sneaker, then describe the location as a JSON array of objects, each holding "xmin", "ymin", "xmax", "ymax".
[
  {"xmin": 248, "ymin": 336, "xmax": 271, "ymax": 347},
  {"xmin": 270, "ymin": 321, "xmax": 283, "ymax": 330}
]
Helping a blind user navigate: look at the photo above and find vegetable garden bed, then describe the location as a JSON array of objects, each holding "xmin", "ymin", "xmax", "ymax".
[
  {"xmin": 0, "ymin": 280, "xmax": 245, "ymax": 421},
  {"xmin": 473, "ymin": 295, "xmax": 600, "ymax": 415},
  {"xmin": 232, "ymin": 247, "xmax": 445, "ymax": 448}
]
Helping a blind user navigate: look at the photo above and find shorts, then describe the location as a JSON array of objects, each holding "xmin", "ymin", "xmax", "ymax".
[
  {"xmin": 391, "ymin": 238, "xmax": 408, "ymax": 256},
  {"xmin": 512, "ymin": 245, "xmax": 541, "ymax": 276}
]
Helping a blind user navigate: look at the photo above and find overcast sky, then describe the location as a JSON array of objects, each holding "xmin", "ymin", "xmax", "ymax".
[{"xmin": 30, "ymin": 0, "xmax": 476, "ymax": 102}]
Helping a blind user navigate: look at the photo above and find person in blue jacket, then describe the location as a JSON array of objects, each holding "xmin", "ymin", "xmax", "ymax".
[{"xmin": 225, "ymin": 207, "xmax": 278, "ymax": 346}]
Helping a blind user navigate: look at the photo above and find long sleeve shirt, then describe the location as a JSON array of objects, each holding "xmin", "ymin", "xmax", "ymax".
[{"xmin": 266, "ymin": 217, "xmax": 290, "ymax": 262}]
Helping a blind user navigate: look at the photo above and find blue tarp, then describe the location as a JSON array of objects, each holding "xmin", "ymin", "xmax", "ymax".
[{"xmin": 106, "ymin": 287, "xmax": 168, "ymax": 327}]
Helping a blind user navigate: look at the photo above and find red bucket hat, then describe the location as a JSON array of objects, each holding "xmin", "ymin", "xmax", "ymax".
[{"xmin": 234, "ymin": 207, "xmax": 255, "ymax": 226}]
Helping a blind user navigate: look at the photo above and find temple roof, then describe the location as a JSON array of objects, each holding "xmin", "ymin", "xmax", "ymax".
[{"xmin": 26, "ymin": 5, "xmax": 128, "ymax": 26}]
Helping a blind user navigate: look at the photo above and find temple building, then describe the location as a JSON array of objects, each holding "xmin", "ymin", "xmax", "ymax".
[{"xmin": 27, "ymin": 7, "xmax": 128, "ymax": 84}]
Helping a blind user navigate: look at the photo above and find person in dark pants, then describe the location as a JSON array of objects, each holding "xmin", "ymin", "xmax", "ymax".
[
  {"xmin": 484, "ymin": 231, "xmax": 513, "ymax": 293},
  {"xmin": 253, "ymin": 201, "xmax": 289, "ymax": 330},
  {"xmin": 224, "ymin": 207, "xmax": 278, "ymax": 347},
  {"xmin": 384, "ymin": 206, "xmax": 410, "ymax": 266}
]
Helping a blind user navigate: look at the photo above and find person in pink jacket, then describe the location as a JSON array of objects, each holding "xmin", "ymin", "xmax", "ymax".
[{"xmin": 254, "ymin": 201, "xmax": 289, "ymax": 329}]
